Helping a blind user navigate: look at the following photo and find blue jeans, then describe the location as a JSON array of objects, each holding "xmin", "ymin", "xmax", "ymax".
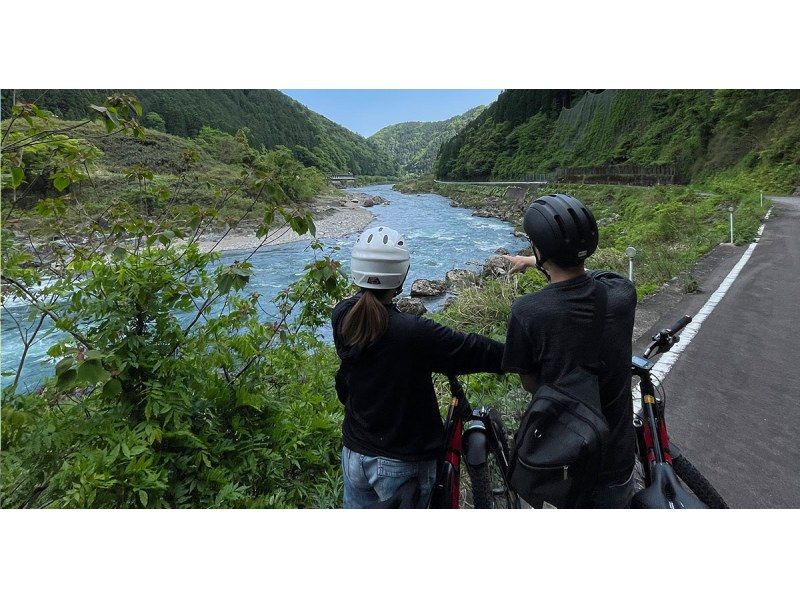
[{"xmin": 342, "ymin": 446, "xmax": 438, "ymax": 509}]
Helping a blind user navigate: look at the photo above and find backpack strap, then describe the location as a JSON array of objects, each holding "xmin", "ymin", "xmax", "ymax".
[{"xmin": 585, "ymin": 278, "xmax": 608, "ymax": 370}]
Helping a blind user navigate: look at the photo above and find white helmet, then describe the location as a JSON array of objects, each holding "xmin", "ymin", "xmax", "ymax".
[{"xmin": 350, "ymin": 226, "xmax": 410, "ymax": 290}]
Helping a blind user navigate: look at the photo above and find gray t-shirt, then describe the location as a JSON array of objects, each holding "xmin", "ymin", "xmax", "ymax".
[{"xmin": 502, "ymin": 270, "xmax": 637, "ymax": 483}]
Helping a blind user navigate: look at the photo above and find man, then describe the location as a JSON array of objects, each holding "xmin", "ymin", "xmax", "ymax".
[{"xmin": 502, "ymin": 194, "xmax": 638, "ymax": 508}]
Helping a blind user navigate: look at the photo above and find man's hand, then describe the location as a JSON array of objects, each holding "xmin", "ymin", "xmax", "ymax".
[{"xmin": 504, "ymin": 254, "xmax": 536, "ymax": 274}]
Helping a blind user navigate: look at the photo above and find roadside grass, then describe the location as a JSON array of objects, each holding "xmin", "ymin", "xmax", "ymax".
[
  {"xmin": 403, "ymin": 172, "xmax": 773, "ymax": 418},
  {"xmin": 397, "ymin": 176, "xmax": 771, "ymax": 300}
]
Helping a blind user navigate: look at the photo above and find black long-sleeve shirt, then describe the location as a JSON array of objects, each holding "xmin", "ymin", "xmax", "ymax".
[{"xmin": 332, "ymin": 295, "xmax": 504, "ymax": 461}]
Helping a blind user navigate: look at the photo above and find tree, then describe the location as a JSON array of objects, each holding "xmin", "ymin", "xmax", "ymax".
[
  {"xmin": 1, "ymin": 94, "xmax": 349, "ymax": 508},
  {"xmin": 144, "ymin": 111, "xmax": 166, "ymax": 132}
]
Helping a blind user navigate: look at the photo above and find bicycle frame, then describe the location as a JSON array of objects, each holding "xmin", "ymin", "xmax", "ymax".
[
  {"xmin": 632, "ymin": 357, "xmax": 675, "ymax": 485},
  {"xmin": 429, "ymin": 375, "xmax": 517, "ymax": 508},
  {"xmin": 630, "ymin": 315, "xmax": 708, "ymax": 508}
]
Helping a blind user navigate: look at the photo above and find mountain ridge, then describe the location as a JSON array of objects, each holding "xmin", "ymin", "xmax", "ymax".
[
  {"xmin": 434, "ymin": 89, "xmax": 800, "ymax": 191},
  {"xmin": 369, "ymin": 105, "xmax": 486, "ymax": 173},
  {"xmin": 3, "ymin": 89, "xmax": 398, "ymax": 176}
]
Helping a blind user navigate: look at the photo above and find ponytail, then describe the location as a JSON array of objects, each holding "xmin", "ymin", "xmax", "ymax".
[{"xmin": 340, "ymin": 289, "xmax": 389, "ymax": 349}]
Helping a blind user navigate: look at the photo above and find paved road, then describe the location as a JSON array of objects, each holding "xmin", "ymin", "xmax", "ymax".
[{"xmin": 660, "ymin": 197, "xmax": 800, "ymax": 508}]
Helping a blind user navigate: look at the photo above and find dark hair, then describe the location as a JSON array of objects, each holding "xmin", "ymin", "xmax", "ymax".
[{"xmin": 340, "ymin": 289, "xmax": 389, "ymax": 349}]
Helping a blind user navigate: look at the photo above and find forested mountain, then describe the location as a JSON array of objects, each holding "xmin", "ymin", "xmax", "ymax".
[
  {"xmin": 3, "ymin": 89, "xmax": 398, "ymax": 176},
  {"xmin": 435, "ymin": 90, "xmax": 800, "ymax": 189},
  {"xmin": 369, "ymin": 105, "xmax": 485, "ymax": 173}
]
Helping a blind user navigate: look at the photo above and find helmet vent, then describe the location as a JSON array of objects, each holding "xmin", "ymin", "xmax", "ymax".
[
  {"xmin": 367, "ymin": 234, "xmax": 373, "ymax": 243},
  {"xmin": 567, "ymin": 207, "xmax": 585, "ymax": 243},
  {"xmin": 553, "ymin": 214, "xmax": 568, "ymax": 239},
  {"xmin": 383, "ymin": 235, "xmax": 389, "ymax": 244}
]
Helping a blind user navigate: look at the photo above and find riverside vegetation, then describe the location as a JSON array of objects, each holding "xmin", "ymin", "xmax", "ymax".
[
  {"xmin": 1, "ymin": 95, "xmax": 351, "ymax": 508},
  {"xmin": 1, "ymin": 90, "xmax": 793, "ymax": 508}
]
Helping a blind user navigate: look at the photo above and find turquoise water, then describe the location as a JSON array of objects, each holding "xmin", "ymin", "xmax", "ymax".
[{"xmin": 1, "ymin": 185, "xmax": 525, "ymax": 391}]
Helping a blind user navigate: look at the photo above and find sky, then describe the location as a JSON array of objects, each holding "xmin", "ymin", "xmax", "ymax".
[{"xmin": 281, "ymin": 90, "xmax": 501, "ymax": 137}]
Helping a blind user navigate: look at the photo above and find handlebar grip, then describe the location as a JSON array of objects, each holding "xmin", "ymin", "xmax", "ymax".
[{"xmin": 667, "ymin": 315, "xmax": 692, "ymax": 334}]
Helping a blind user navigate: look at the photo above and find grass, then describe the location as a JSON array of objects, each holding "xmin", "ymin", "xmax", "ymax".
[
  {"xmin": 400, "ymin": 171, "xmax": 775, "ymax": 417},
  {"xmin": 397, "ymin": 175, "xmax": 772, "ymax": 300}
]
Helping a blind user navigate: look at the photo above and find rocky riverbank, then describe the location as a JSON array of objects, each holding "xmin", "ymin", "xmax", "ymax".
[
  {"xmin": 395, "ymin": 248, "xmax": 515, "ymax": 316},
  {"xmin": 194, "ymin": 192, "xmax": 386, "ymax": 252}
]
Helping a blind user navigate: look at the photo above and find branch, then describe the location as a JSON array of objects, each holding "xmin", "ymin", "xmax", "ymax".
[
  {"xmin": 1, "ymin": 275, "xmax": 92, "ymax": 349},
  {"xmin": 12, "ymin": 312, "xmax": 46, "ymax": 389}
]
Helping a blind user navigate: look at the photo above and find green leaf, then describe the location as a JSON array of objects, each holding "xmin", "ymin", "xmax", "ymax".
[
  {"xmin": 11, "ymin": 166, "xmax": 24, "ymax": 189},
  {"xmin": 55, "ymin": 356, "xmax": 74, "ymax": 377},
  {"xmin": 138, "ymin": 490, "xmax": 148, "ymax": 507},
  {"xmin": 112, "ymin": 247, "xmax": 127, "ymax": 260},
  {"xmin": 77, "ymin": 359, "xmax": 109, "ymax": 385},
  {"xmin": 52, "ymin": 173, "xmax": 71, "ymax": 192},
  {"xmin": 56, "ymin": 368, "xmax": 77, "ymax": 389},
  {"xmin": 102, "ymin": 378, "xmax": 122, "ymax": 398}
]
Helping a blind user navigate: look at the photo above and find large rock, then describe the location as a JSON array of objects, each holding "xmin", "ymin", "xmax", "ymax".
[
  {"xmin": 395, "ymin": 296, "xmax": 427, "ymax": 316},
  {"xmin": 494, "ymin": 247, "xmax": 510, "ymax": 255},
  {"xmin": 482, "ymin": 255, "xmax": 510, "ymax": 278},
  {"xmin": 361, "ymin": 195, "xmax": 386, "ymax": 207},
  {"xmin": 445, "ymin": 269, "xmax": 478, "ymax": 287},
  {"xmin": 410, "ymin": 278, "xmax": 446, "ymax": 297}
]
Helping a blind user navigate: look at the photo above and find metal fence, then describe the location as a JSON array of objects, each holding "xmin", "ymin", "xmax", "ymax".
[{"xmin": 438, "ymin": 164, "xmax": 678, "ymax": 187}]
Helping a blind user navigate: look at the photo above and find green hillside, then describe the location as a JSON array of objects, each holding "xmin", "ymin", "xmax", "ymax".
[
  {"xmin": 369, "ymin": 105, "xmax": 485, "ymax": 173},
  {"xmin": 435, "ymin": 90, "xmax": 800, "ymax": 192},
  {"xmin": 3, "ymin": 89, "xmax": 398, "ymax": 176}
]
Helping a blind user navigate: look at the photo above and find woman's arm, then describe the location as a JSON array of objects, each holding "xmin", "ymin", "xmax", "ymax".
[{"xmin": 414, "ymin": 318, "xmax": 504, "ymax": 375}]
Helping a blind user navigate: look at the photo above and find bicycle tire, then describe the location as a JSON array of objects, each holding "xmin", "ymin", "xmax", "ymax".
[
  {"xmin": 466, "ymin": 461, "xmax": 495, "ymax": 508},
  {"xmin": 465, "ymin": 451, "xmax": 516, "ymax": 508},
  {"xmin": 672, "ymin": 454, "xmax": 729, "ymax": 509},
  {"xmin": 464, "ymin": 409, "xmax": 516, "ymax": 509}
]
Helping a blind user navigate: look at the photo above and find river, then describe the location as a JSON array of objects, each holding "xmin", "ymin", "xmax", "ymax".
[{"xmin": 1, "ymin": 185, "xmax": 526, "ymax": 391}]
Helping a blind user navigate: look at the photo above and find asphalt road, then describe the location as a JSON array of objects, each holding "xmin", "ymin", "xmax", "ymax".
[{"xmin": 658, "ymin": 197, "xmax": 800, "ymax": 508}]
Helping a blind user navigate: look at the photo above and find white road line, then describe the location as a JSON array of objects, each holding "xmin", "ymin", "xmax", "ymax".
[{"xmin": 649, "ymin": 207, "xmax": 773, "ymax": 381}]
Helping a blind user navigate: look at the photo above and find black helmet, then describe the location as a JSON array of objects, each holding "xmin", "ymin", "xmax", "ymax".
[{"xmin": 523, "ymin": 194, "xmax": 598, "ymax": 268}]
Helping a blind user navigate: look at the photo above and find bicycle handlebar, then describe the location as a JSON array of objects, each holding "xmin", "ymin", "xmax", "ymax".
[
  {"xmin": 666, "ymin": 315, "xmax": 692, "ymax": 335},
  {"xmin": 643, "ymin": 314, "xmax": 693, "ymax": 359}
]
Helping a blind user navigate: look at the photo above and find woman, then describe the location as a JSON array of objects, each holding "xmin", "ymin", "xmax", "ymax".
[{"xmin": 332, "ymin": 226, "xmax": 505, "ymax": 508}]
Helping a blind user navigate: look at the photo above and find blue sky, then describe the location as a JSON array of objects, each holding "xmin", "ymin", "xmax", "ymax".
[{"xmin": 281, "ymin": 90, "xmax": 501, "ymax": 137}]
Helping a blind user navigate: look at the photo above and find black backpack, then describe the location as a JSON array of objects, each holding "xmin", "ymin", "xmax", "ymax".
[{"xmin": 508, "ymin": 280, "xmax": 611, "ymax": 508}]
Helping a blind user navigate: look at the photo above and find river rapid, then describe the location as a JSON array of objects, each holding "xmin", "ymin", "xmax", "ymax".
[{"xmin": 1, "ymin": 185, "xmax": 526, "ymax": 390}]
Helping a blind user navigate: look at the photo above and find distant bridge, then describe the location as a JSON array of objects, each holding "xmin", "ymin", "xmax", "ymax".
[{"xmin": 329, "ymin": 173, "xmax": 356, "ymax": 187}]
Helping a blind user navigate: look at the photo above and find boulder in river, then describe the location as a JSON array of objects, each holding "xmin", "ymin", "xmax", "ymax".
[
  {"xmin": 361, "ymin": 195, "xmax": 387, "ymax": 207},
  {"xmin": 395, "ymin": 296, "xmax": 427, "ymax": 316},
  {"xmin": 482, "ymin": 255, "xmax": 510, "ymax": 278},
  {"xmin": 494, "ymin": 247, "xmax": 510, "ymax": 255},
  {"xmin": 410, "ymin": 279, "xmax": 447, "ymax": 297},
  {"xmin": 445, "ymin": 269, "xmax": 478, "ymax": 287}
]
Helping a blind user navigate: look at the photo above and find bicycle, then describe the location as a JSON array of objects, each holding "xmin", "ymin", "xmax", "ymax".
[
  {"xmin": 373, "ymin": 374, "xmax": 519, "ymax": 509},
  {"xmin": 429, "ymin": 374, "xmax": 519, "ymax": 509},
  {"xmin": 631, "ymin": 315, "xmax": 729, "ymax": 509}
]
